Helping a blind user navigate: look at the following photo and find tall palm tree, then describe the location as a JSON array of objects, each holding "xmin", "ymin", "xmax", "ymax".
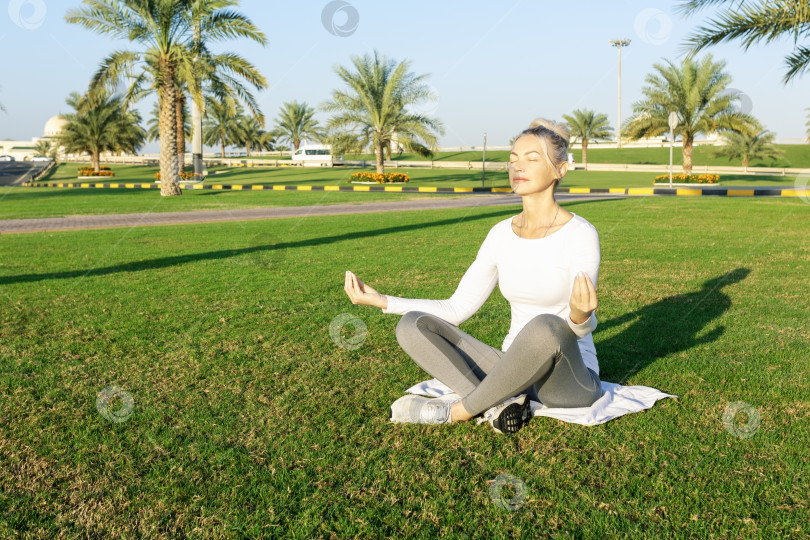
[
  {"xmin": 235, "ymin": 115, "xmax": 266, "ymax": 157},
  {"xmin": 203, "ymin": 98, "xmax": 242, "ymax": 158},
  {"xmin": 271, "ymin": 101, "xmax": 323, "ymax": 151},
  {"xmin": 66, "ymin": 0, "xmax": 267, "ymax": 196},
  {"xmin": 678, "ymin": 0, "xmax": 810, "ymax": 83},
  {"xmin": 562, "ymin": 109, "xmax": 613, "ymax": 169},
  {"xmin": 57, "ymin": 91, "xmax": 145, "ymax": 172},
  {"xmin": 258, "ymin": 131, "xmax": 276, "ymax": 152},
  {"xmin": 322, "ymin": 51, "xmax": 444, "ymax": 174},
  {"xmin": 623, "ymin": 55, "xmax": 753, "ymax": 174},
  {"xmin": 715, "ymin": 129, "xmax": 783, "ymax": 171}
]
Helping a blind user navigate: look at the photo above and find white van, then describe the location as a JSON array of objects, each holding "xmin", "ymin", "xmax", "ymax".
[{"xmin": 291, "ymin": 144, "xmax": 343, "ymax": 167}]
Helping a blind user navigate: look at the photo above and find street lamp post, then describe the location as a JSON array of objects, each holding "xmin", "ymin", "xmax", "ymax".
[
  {"xmin": 610, "ymin": 39, "xmax": 631, "ymax": 149},
  {"xmin": 191, "ymin": 20, "xmax": 204, "ymax": 181},
  {"xmin": 668, "ymin": 111, "xmax": 678, "ymax": 188}
]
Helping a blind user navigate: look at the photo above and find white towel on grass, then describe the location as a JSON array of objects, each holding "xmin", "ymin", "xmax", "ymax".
[{"xmin": 404, "ymin": 378, "xmax": 677, "ymax": 426}]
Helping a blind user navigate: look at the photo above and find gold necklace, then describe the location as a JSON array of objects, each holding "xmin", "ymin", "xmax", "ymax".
[{"xmin": 519, "ymin": 205, "xmax": 560, "ymax": 239}]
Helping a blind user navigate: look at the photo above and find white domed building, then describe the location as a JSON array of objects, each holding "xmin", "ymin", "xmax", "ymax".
[
  {"xmin": 43, "ymin": 115, "xmax": 68, "ymax": 138},
  {"xmin": 0, "ymin": 116, "xmax": 67, "ymax": 160}
]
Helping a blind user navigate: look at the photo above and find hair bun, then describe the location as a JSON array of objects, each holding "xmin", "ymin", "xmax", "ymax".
[{"xmin": 528, "ymin": 118, "xmax": 570, "ymax": 145}]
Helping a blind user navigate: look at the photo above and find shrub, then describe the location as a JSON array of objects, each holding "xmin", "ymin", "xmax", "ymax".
[
  {"xmin": 348, "ymin": 171, "xmax": 411, "ymax": 184},
  {"xmin": 78, "ymin": 168, "xmax": 115, "ymax": 177},
  {"xmin": 154, "ymin": 171, "xmax": 195, "ymax": 181},
  {"xmin": 654, "ymin": 173, "xmax": 719, "ymax": 184}
]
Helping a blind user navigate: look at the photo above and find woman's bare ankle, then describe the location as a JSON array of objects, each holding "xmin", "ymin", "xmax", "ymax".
[{"xmin": 450, "ymin": 400, "xmax": 473, "ymax": 423}]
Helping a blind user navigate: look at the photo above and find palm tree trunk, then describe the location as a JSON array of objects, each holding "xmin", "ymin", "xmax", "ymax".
[
  {"xmin": 582, "ymin": 139, "xmax": 589, "ymax": 170},
  {"xmin": 176, "ymin": 94, "xmax": 186, "ymax": 172},
  {"xmin": 220, "ymin": 135, "xmax": 226, "ymax": 158},
  {"xmin": 92, "ymin": 151, "xmax": 100, "ymax": 173},
  {"xmin": 294, "ymin": 138, "xmax": 300, "ymax": 151},
  {"xmin": 375, "ymin": 143, "xmax": 384, "ymax": 174},
  {"xmin": 159, "ymin": 72, "xmax": 182, "ymax": 196},
  {"xmin": 246, "ymin": 142, "xmax": 251, "ymax": 157},
  {"xmin": 742, "ymin": 157, "xmax": 749, "ymax": 172},
  {"xmin": 682, "ymin": 137, "xmax": 694, "ymax": 175}
]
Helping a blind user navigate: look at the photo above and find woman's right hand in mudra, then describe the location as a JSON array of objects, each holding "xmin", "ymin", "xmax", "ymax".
[{"xmin": 344, "ymin": 271, "xmax": 388, "ymax": 309}]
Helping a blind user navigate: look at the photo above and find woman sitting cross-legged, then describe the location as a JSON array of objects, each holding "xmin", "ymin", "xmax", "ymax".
[{"xmin": 343, "ymin": 118, "xmax": 603, "ymax": 434}]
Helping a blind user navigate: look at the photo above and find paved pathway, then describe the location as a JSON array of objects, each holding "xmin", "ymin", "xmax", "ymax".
[{"xmin": 0, "ymin": 193, "xmax": 622, "ymax": 234}]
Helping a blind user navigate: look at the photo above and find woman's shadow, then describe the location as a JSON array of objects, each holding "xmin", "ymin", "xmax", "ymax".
[{"xmin": 595, "ymin": 268, "xmax": 750, "ymax": 383}]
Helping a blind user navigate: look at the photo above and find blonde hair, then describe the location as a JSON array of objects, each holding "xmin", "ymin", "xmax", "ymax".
[{"xmin": 515, "ymin": 118, "xmax": 571, "ymax": 184}]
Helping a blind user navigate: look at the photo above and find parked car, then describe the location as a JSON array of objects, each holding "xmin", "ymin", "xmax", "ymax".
[
  {"xmin": 31, "ymin": 156, "xmax": 52, "ymax": 162},
  {"xmin": 0, "ymin": 155, "xmax": 15, "ymax": 162}
]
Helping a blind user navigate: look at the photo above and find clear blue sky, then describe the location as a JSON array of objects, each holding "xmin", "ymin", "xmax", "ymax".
[{"xmin": 1, "ymin": 0, "xmax": 807, "ymax": 152}]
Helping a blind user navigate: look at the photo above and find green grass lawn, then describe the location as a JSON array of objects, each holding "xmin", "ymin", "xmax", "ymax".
[
  {"xmin": 0, "ymin": 197, "xmax": 807, "ymax": 537},
  {"xmin": 4, "ymin": 163, "xmax": 799, "ymax": 221},
  {"xmin": 0, "ymin": 185, "xmax": 472, "ymax": 220},
  {"xmin": 337, "ymin": 144, "xmax": 810, "ymax": 168},
  {"xmin": 35, "ymin": 161, "xmax": 806, "ymax": 188}
]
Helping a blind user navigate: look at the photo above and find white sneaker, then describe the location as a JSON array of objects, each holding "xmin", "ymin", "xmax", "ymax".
[
  {"xmin": 479, "ymin": 394, "xmax": 532, "ymax": 434},
  {"xmin": 390, "ymin": 395, "xmax": 456, "ymax": 425}
]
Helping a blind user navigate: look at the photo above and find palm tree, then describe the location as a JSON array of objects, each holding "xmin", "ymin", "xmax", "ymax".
[
  {"xmin": 33, "ymin": 139, "xmax": 54, "ymax": 158},
  {"xmin": 57, "ymin": 91, "xmax": 145, "ymax": 172},
  {"xmin": 258, "ymin": 131, "xmax": 276, "ymax": 152},
  {"xmin": 678, "ymin": 0, "xmax": 810, "ymax": 83},
  {"xmin": 147, "ymin": 101, "xmax": 190, "ymax": 144},
  {"xmin": 271, "ymin": 101, "xmax": 323, "ymax": 151},
  {"xmin": 203, "ymin": 99, "xmax": 242, "ymax": 158},
  {"xmin": 66, "ymin": 0, "xmax": 267, "ymax": 196},
  {"xmin": 235, "ymin": 115, "xmax": 267, "ymax": 157},
  {"xmin": 323, "ymin": 51, "xmax": 444, "ymax": 174},
  {"xmin": 562, "ymin": 109, "xmax": 613, "ymax": 169},
  {"xmin": 623, "ymin": 55, "xmax": 752, "ymax": 174},
  {"xmin": 715, "ymin": 129, "xmax": 783, "ymax": 171}
]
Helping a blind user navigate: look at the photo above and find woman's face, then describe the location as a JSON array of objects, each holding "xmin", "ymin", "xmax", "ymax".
[{"xmin": 508, "ymin": 134, "xmax": 561, "ymax": 194}]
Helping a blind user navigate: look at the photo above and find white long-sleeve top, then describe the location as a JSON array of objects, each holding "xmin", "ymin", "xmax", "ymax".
[{"xmin": 382, "ymin": 213, "xmax": 601, "ymax": 375}]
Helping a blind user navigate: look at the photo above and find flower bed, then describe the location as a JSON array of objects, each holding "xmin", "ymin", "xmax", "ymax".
[
  {"xmin": 78, "ymin": 166, "xmax": 114, "ymax": 178},
  {"xmin": 653, "ymin": 173, "xmax": 719, "ymax": 185},
  {"xmin": 348, "ymin": 171, "xmax": 411, "ymax": 184},
  {"xmin": 154, "ymin": 171, "xmax": 195, "ymax": 181}
]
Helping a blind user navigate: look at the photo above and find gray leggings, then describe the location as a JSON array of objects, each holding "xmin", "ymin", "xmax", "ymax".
[{"xmin": 395, "ymin": 312, "xmax": 603, "ymax": 416}]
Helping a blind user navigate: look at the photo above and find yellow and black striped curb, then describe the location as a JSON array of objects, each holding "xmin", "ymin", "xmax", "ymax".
[{"xmin": 21, "ymin": 181, "xmax": 810, "ymax": 197}]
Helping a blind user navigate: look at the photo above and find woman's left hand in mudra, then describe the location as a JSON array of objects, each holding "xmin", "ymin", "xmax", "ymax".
[{"xmin": 569, "ymin": 272, "xmax": 597, "ymax": 324}]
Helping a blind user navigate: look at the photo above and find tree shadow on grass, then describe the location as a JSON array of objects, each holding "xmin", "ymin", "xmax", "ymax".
[
  {"xmin": 595, "ymin": 267, "xmax": 751, "ymax": 384},
  {"xmin": 0, "ymin": 207, "xmax": 512, "ymax": 286},
  {"xmin": 0, "ymin": 198, "xmax": 619, "ymax": 286}
]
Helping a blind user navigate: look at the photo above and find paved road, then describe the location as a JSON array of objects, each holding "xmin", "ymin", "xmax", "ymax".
[
  {"xmin": 0, "ymin": 193, "xmax": 623, "ymax": 234},
  {"xmin": 0, "ymin": 161, "xmax": 49, "ymax": 186}
]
